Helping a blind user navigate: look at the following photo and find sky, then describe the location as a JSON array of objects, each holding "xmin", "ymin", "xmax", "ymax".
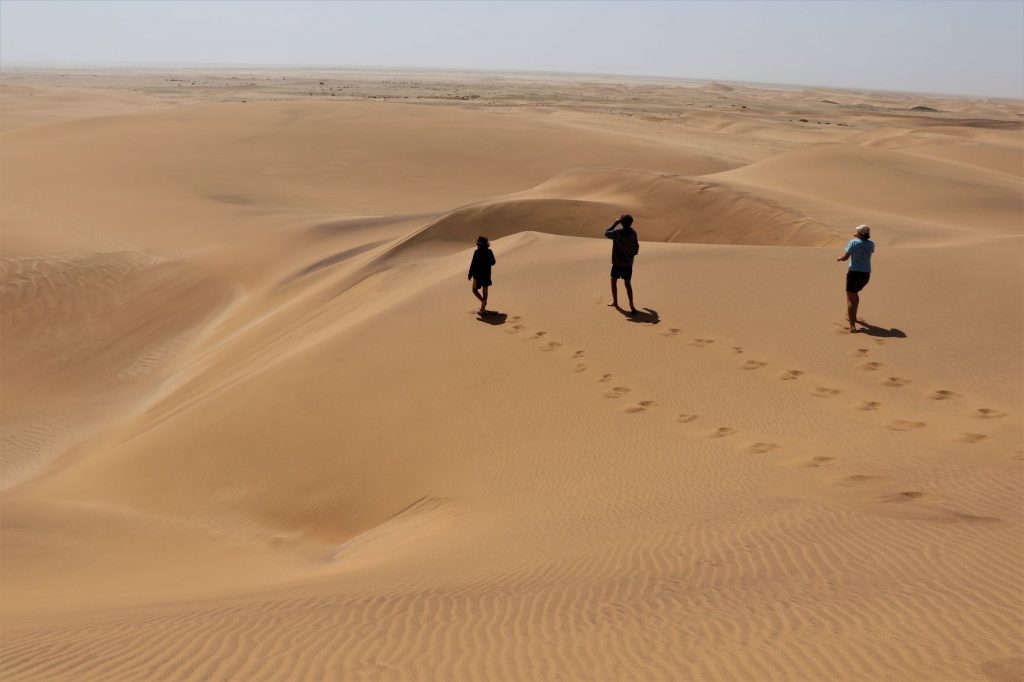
[{"xmin": 1, "ymin": 0, "xmax": 1022, "ymax": 98}]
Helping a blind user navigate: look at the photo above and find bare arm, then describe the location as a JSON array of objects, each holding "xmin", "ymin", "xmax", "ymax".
[{"xmin": 837, "ymin": 252, "xmax": 850, "ymax": 262}]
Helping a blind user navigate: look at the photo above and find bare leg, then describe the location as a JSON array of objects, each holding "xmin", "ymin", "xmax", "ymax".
[
  {"xmin": 846, "ymin": 292, "xmax": 859, "ymax": 332},
  {"xmin": 624, "ymin": 279, "xmax": 637, "ymax": 314},
  {"xmin": 608, "ymin": 278, "xmax": 619, "ymax": 308},
  {"xmin": 472, "ymin": 281, "xmax": 485, "ymax": 310},
  {"xmin": 480, "ymin": 286, "xmax": 489, "ymax": 313}
]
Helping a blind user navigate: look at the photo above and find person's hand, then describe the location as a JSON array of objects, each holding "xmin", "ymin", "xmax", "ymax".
[{"xmin": 836, "ymin": 257, "xmax": 843, "ymax": 261}]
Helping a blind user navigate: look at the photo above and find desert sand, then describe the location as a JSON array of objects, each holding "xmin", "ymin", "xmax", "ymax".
[{"xmin": 1, "ymin": 69, "xmax": 1022, "ymax": 681}]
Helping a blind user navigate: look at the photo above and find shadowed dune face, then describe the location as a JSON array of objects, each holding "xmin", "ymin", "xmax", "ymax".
[
  {"xmin": 0, "ymin": 73, "xmax": 1022, "ymax": 682},
  {"xmin": 0, "ymin": 254, "xmax": 235, "ymax": 490}
]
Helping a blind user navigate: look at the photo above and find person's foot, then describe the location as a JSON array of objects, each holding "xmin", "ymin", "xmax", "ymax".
[
  {"xmin": 607, "ymin": 301, "xmax": 619, "ymax": 308},
  {"xmin": 629, "ymin": 308, "xmax": 639, "ymax": 315}
]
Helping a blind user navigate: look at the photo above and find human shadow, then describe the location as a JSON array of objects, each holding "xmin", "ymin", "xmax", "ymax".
[
  {"xmin": 476, "ymin": 311, "xmax": 508, "ymax": 325},
  {"xmin": 622, "ymin": 307, "xmax": 660, "ymax": 325},
  {"xmin": 855, "ymin": 321, "xmax": 907, "ymax": 338}
]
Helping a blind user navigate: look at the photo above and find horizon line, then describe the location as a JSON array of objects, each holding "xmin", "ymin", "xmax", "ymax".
[{"xmin": 1, "ymin": 61, "xmax": 1021, "ymax": 102}]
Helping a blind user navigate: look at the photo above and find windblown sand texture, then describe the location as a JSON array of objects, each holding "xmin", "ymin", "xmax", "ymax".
[{"xmin": 1, "ymin": 69, "xmax": 1022, "ymax": 681}]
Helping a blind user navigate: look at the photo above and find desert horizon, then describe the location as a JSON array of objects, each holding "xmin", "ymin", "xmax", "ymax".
[{"xmin": 1, "ymin": 58, "xmax": 1022, "ymax": 681}]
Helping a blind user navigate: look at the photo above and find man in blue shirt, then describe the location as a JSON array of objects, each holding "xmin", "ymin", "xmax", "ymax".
[{"xmin": 837, "ymin": 224, "xmax": 875, "ymax": 333}]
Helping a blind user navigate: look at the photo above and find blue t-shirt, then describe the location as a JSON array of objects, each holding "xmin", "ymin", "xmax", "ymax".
[{"xmin": 845, "ymin": 238, "xmax": 874, "ymax": 273}]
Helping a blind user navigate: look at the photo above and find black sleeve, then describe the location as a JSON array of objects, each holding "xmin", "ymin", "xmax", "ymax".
[
  {"xmin": 468, "ymin": 251, "xmax": 478, "ymax": 279},
  {"xmin": 488, "ymin": 249, "xmax": 496, "ymax": 266}
]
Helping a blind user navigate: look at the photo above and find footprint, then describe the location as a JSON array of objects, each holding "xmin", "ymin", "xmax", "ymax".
[
  {"xmin": 574, "ymin": 363, "xmax": 588, "ymax": 373},
  {"xmin": 597, "ymin": 373, "xmax": 613, "ymax": 383},
  {"xmin": 731, "ymin": 346, "xmax": 744, "ymax": 355},
  {"xmin": 740, "ymin": 360, "xmax": 767, "ymax": 370},
  {"xmin": 850, "ymin": 348, "xmax": 870, "ymax": 357},
  {"xmin": 509, "ymin": 315, "xmax": 522, "ymax": 322},
  {"xmin": 676, "ymin": 413, "xmax": 699, "ymax": 424},
  {"xmin": 531, "ymin": 331, "xmax": 547, "ymax": 340},
  {"xmin": 604, "ymin": 386, "xmax": 631, "ymax": 399},
  {"xmin": 779, "ymin": 370, "xmax": 804, "ymax": 381},
  {"xmin": 972, "ymin": 408, "xmax": 1007, "ymax": 419},
  {"xmin": 507, "ymin": 324, "xmax": 525, "ymax": 334},
  {"xmin": 882, "ymin": 490, "xmax": 928, "ymax": 503},
  {"xmin": 857, "ymin": 361, "xmax": 883, "ymax": 371},
  {"xmin": 743, "ymin": 442, "xmax": 780, "ymax": 454},
  {"xmin": 927, "ymin": 389, "xmax": 960, "ymax": 401},
  {"xmin": 856, "ymin": 401, "xmax": 882, "ymax": 411},
  {"xmin": 956, "ymin": 433, "xmax": 991, "ymax": 445},
  {"xmin": 709, "ymin": 427, "xmax": 737, "ymax": 438},
  {"xmin": 541, "ymin": 341, "xmax": 562, "ymax": 351},
  {"xmin": 885, "ymin": 420, "xmax": 926, "ymax": 431},
  {"xmin": 690, "ymin": 338, "xmax": 715, "ymax": 347},
  {"xmin": 812, "ymin": 387, "xmax": 841, "ymax": 398},
  {"xmin": 572, "ymin": 350, "xmax": 585, "ymax": 358},
  {"xmin": 661, "ymin": 328, "xmax": 682, "ymax": 338},
  {"xmin": 840, "ymin": 474, "xmax": 890, "ymax": 486},
  {"xmin": 780, "ymin": 454, "xmax": 837, "ymax": 469},
  {"xmin": 882, "ymin": 377, "xmax": 912, "ymax": 387},
  {"xmin": 624, "ymin": 400, "xmax": 657, "ymax": 414}
]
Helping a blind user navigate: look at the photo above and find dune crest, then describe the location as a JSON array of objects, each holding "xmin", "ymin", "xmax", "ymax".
[{"xmin": 407, "ymin": 167, "xmax": 837, "ymax": 248}]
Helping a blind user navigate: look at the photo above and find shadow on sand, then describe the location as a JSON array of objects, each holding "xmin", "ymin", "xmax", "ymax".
[
  {"xmin": 622, "ymin": 307, "xmax": 660, "ymax": 325},
  {"xmin": 477, "ymin": 311, "xmax": 508, "ymax": 325},
  {"xmin": 855, "ymin": 321, "xmax": 907, "ymax": 338}
]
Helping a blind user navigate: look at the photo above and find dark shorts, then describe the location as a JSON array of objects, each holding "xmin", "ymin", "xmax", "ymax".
[
  {"xmin": 610, "ymin": 265, "xmax": 633, "ymax": 281},
  {"xmin": 846, "ymin": 271, "xmax": 870, "ymax": 293},
  {"xmin": 472, "ymin": 277, "xmax": 492, "ymax": 288}
]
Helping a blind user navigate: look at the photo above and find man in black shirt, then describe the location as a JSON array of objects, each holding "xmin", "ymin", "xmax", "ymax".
[{"xmin": 605, "ymin": 214, "xmax": 639, "ymax": 315}]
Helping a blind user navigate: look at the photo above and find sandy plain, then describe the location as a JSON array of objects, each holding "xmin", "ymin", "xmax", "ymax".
[{"xmin": 0, "ymin": 68, "xmax": 1022, "ymax": 681}]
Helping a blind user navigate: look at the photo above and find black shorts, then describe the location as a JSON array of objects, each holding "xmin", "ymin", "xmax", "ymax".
[
  {"xmin": 610, "ymin": 265, "xmax": 633, "ymax": 281},
  {"xmin": 472, "ymin": 276, "xmax": 492, "ymax": 288},
  {"xmin": 846, "ymin": 271, "xmax": 870, "ymax": 293}
]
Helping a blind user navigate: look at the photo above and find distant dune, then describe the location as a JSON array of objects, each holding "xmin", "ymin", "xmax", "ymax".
[{"xmin": 1, "ymin": 70, "xmax": 1021, "ymax": 682}]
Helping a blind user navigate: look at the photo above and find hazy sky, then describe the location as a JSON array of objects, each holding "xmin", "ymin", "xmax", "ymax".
[{"xmin": 2, "ymin": 0, "xmax": 1022, "ymax": 98}]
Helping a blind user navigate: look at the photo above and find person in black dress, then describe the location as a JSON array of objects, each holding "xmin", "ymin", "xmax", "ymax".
[{"xmin": 468, "ymin": 235, "xmax": 496, "ymax": 314}]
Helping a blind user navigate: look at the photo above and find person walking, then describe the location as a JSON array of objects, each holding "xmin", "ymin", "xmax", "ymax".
[
  {"xmin": 837, "ymin": 224, "xmax": 875, "ymax": 333},
  {"xmin": 605, "ymin": 214, "xmax": 639, "ymax": 315},
  {"xmin": 468, "ymin": 235, "xmax": 496, "ymax": 314}
]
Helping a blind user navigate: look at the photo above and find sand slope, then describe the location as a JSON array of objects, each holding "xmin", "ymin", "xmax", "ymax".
[{"xmin": 1, "ymin": 72, "xmax": 1021, "ymax": 682}]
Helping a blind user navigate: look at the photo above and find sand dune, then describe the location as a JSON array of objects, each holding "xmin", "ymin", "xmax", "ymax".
[
  {"xmin": 406, "ymin": 167, "xmax": 837, "ymax": 248},
  {"xmin": 1, "ymin": 71, "xmax": 1021, "ymax": 681},
  {"xmin": 712, "ymin": 142, "xmax": 1023, "ymax": 241}
]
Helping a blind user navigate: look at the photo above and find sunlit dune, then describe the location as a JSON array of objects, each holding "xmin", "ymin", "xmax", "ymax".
[{"xmin": 1, "ymin": 70, "xmax": 1021, "ymax": 681}]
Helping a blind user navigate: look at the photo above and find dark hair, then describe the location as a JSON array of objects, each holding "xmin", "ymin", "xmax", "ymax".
[
  {"xmin": 620, "ymin": 214, "xmax": 634, "ymax": 228},
  {"xmin": 476, "ymin": 236, "xmax": 489, "ymax": 248}
]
